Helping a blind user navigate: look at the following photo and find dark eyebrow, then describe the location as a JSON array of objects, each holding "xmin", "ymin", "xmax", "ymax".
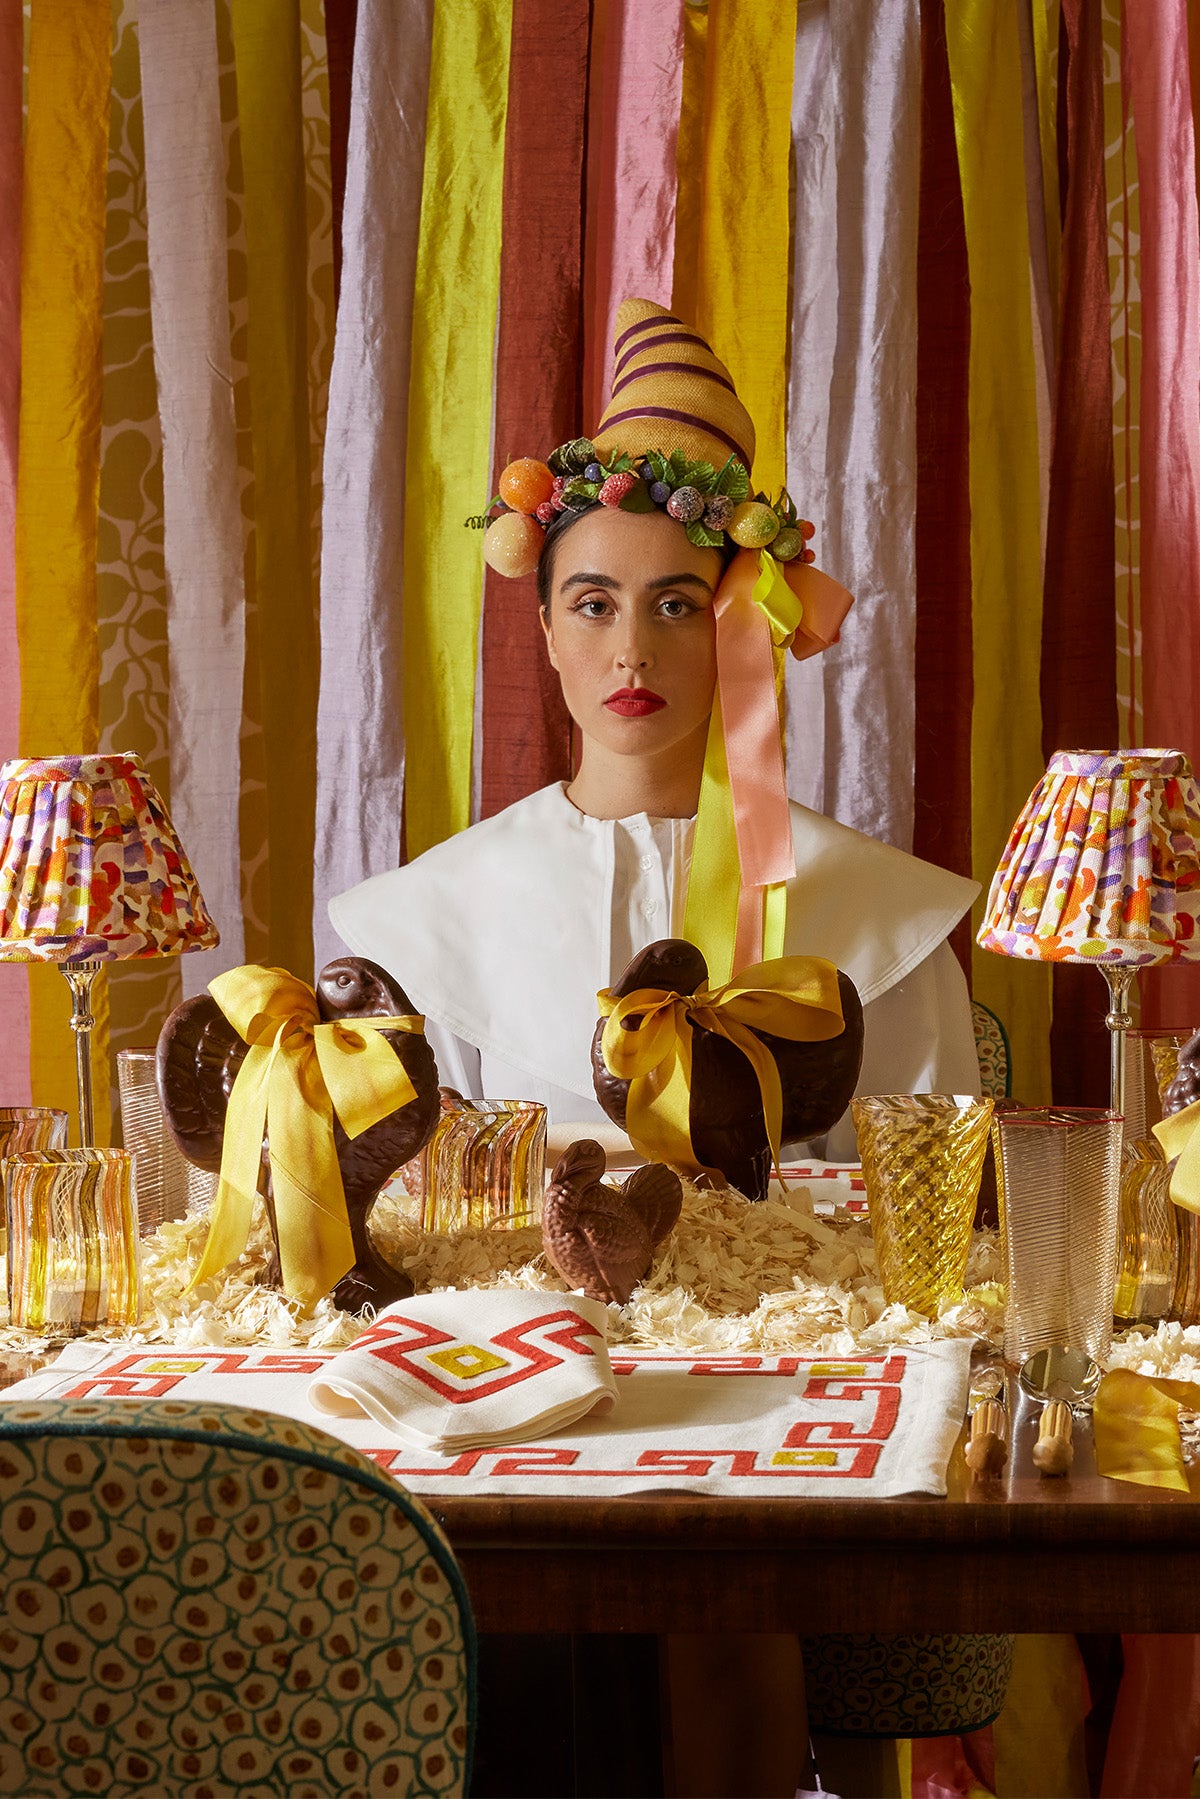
[{"xmin": 557, "ymin": 570, "xmax": 715, "ymax": 595}]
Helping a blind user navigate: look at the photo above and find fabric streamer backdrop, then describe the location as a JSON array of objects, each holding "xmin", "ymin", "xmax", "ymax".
[{"xmin": 2, "ymin": 3, "xmax": 1200, "ymax": 1790}]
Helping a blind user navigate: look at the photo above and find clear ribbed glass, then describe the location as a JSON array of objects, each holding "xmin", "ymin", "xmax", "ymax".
[
  {"xmin": 0, "ymin": 1108, "xmax": 68, "ymax": 1260},
  {"xmin": 5, "ymin": 1148, "xmax": 140, "ymax": 1332},
  {"xmin": 418, "ymin": 1100, "xmax": 546, "ymax": 1233},
  {"xmin": 1122, "ymin": 1027, "xmax": 1196, "ymax": 1142},
  {"xmin": 993, "ymin": 1108, "xmax": 1121, "ymax": 1363},
  {"xmin": 1115, "ymin": 1144, "xmax": 1176, "ymax": 1323},
  {"xmin": 116, "ymin": 1048, "xmax": 217, "ymax": 1234},
  {"xmin": 853, "ymin": 1094, "xmax": 994, "ymax": 1314}
]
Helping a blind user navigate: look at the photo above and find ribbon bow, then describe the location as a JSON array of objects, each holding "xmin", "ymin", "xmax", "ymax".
[
  {"xmin": 682, "ymin": 549, "xmax": 854, "ymax": 983},
  {"xmin": 1153, "ymin": 1098, "xmax": 1200, "ymax": 1212},
  {"xmin": 189, "ymin": 965, "xmax": 424, "ymax": 1307},
  {"xmin": 597, "ymin": 954, "xmax": 845, "ymax": 1181}
]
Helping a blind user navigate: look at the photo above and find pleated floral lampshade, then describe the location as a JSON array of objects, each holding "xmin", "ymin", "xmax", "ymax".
[
  {"xmin": 0, "ymin": 754, "xmax": 219, "ymax": 1144},
  {"xmin": 977, "ymin": 750, "xmax": 1200, "ymax": 967},
  {"xmin": 0, "ymin": 753, "xmax": 219, "ymax": 963},
  {"xmin": 978, "ymin": 749, "xmax": 1200, "ymax": 1115}
]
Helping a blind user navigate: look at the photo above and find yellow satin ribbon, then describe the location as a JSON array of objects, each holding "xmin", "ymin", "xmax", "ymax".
[
  {"xmin": 1153, "ymin": 1098, "xmax": 1200, "ymax": 1211},
  {"xmin": 190, "ymin": 966, "xmax": 424, "ymax": 1308},
  {"xmin": 1093, "ymin": 1368, "xmax": 1200, "ymax": 1492},
  {"xmin": 597, "ymin": 955, "xmax": 845, "ymax": 1181}
]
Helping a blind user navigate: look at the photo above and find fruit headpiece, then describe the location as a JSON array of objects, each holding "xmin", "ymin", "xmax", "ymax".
[
  {"xmin": 482, "ymin": 298, "xmax": 817, "ymax": 579},
  {"xmin": 481, "ymin": 298, "xmax": 855, "ymax": 983}
]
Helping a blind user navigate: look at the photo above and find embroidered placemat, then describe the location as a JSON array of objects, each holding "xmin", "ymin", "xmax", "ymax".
[{"xmin": 1, "ymin": 1336, "xmax": 971, "ymax": 1498}]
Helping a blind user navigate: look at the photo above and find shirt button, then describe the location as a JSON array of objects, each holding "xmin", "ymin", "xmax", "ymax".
[
  {"xmin": 639, "ymin": 854, "xmax": 654, "ymax": 872},
  {"xmin": 641, "ymin": 898, "xmax": 659, "ymax": 919}
]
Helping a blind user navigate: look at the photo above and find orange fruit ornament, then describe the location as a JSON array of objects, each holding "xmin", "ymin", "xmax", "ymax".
[
  {"xmin": 498, "ymin": 458, "xmax": 556, "ymax": 515},
  {"xmin": 483, "ymin": 510, "xmax": 544, "ymax": 578}
]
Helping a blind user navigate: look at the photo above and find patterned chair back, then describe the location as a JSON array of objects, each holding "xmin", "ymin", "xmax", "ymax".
[
  {"xmin": 0, "ymin": 1398, "xmax": 475, "ymax": 1796},
  {"xmin": 972, "ymin": 998, "xmax": 1013, "ymax": 1100}
]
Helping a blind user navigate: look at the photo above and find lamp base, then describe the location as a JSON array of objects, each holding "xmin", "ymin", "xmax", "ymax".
[
  {"xmin": 1099, "ymin": 964, "xmax": 1136, "ymax": 1122},
  {"xmin": 61, "ymin": 960, "xmax": 102, "ymax": 1147}
]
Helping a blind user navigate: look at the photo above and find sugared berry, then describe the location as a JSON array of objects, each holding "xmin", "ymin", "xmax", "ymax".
[
  {"xmin": 801, "ymin": 547, "xmax": 816, "ymax": 563},
  {"xmin": 703, "ymin": 495, "xmax": 734, "ymax": 532},
  {"xmin": 550, "ymin": 476, "xmax": 570, "ymax": 512},
  {"xmin": 483, "ymin": 511, "xmax": 544, "ymax": 577},
  {"xmin": 728, "ymin": 501, "xmax": 781, "ymax": 548},
  {"xmin": 799, "ymin": 519, "xmax": 815, "ymax": 540},
  {"xmin": 640, "ymin": 461, "xmax": 656, "ymax": 482},
  {"xmin": 649, "ymin": 481, "xmax": 671, "ymax": 506},
  {"xmin": 666, "ymin": 486, "xmax": 705, "ymax": 523},
  {"xmin": 771, "ymin": 526, "xmax": 802, "ymax": 562},
  {"xmin": 583, "ymin": 462, "xmax": 604, "ymax": 484},
  {"xmin": 498, "ymin": 458, "xmax": 555, "ymax": 515},
  {"xmin": 535, "ymin": 501, "xmax": 556, "ymax": 525},
  {"xmin": 598, "ymin": 471, "xmax": 637, "ymax": 507}
]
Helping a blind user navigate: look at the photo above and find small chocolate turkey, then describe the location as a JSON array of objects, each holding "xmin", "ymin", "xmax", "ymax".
[
  {"xmin": 592, "ymin": 939, "xmax": 864, "ymax": 1201},
  {"xmin": 542, "ymin": 1139, "xmax": 683, "ymax": 1305},
  {"xmin": 156, "ymin": 958, "xmax": 439, "ymax": 1314}
]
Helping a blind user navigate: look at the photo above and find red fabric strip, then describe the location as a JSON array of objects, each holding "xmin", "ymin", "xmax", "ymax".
[
  {"xmin": 1043, "ymin": 0, "xmax": 1118, "ymax": 1107},
  {"xmin": 478, "ymin": 0, "xmax": 588, "ymax": 820},
  {"xmin": 324, "ymin": 0, "xmax": 358, "ymax": 310},
  {"xmin": 913, "ymin": 0, "xmax": 973, "ymax": 982},
  {"xmin": 1126, "ymin": 2, "xmax": 1200, "ymax": 1031}
]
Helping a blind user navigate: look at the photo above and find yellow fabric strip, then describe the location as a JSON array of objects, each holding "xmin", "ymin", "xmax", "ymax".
[
  {"xmin": 945, "ymin": 0, "xmax": 1052, "ymax": 1105},
  {"xmin": 671, "ymin": 0, "xmax": 708, "ymax": 321},
  {"xmin": 1102, "ymin": 0, "xmax": 1142, "ymax": 745},
  {"xmin": 402, "ymin": 0, "xmax": 513, "ymax": 858},
  {"xmin": 16, "ymin": 1, "xmax": 112, "ymax": 1138},
  {"xmin": 992, "ymin": 1636, "xmax": 1090, "ymax": 1798},
  {"xmin": 1093, "ymin": 1367, "xmax": 1200, "ymax": 1492},
  {"xmin": 694, "ymin": 0, "xmax": 797, "ymax": 499},
  {"xmin": 229, "ymin": 0, "xmax": 319, "ymax": 980}
]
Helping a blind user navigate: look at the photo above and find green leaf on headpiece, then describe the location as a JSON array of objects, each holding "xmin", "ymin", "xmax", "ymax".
[
  {"xmin": 685, "ymin": 519, "xmax": 725, "ymax": 549},
  {"xmin": 563, "ymin": 477, "xmax": 600, "ymax": 504},
  {"xmin": 564, "ymin": 438, "xmax": 596, "ymax": 471},
  {"xmin": 618, "ymin": 481, "xmax": 655, "ymax": 514},
  {"xmin": 666, "ymin": 450, "xmax": 691, "ymax": 485},
  {"xmin": 645, "ymin": 451, "xmax": 670, "ymax": 484},
  {"xmin": 547, "ymin": 445, "xmax": 571, "ymax": 476},
  {"xmin": 715, "ymin": 457, "xmax": 750, "ymax": 502},
  {"xmin": 606, "ymin": 452, "xmax": 636, "ymax": 475}
]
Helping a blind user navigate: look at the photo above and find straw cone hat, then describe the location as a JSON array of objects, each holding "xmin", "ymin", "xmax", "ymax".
[{"xmin": 592, "ymin": 298, "xmax": 756, "ymax": 473}]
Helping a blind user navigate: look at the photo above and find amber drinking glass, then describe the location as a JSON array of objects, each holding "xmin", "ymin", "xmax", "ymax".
[
  {"xmin": 993, "ymin": 1108, "xmax": 1122, "ymax": 1364},
  {"xmin": 5, "ymin": 1147, "xmax": 140, "ymax": 1332},
  {"xmin": 853, "ymin": 1094, "xmax": 994, "ymax": 1315},
  {"xmin": 0, "ymin": 1107, "xmax": 69, "ymax": 1258},
  {"xmin": 415, "ymin": 1099, "xmax": 547, "ymax": 1233}
]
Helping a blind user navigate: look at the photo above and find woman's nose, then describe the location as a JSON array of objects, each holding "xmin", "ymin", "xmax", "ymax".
[{"xmin": 616, "ymin": 621, "xmax": 652, "ymax": 670}]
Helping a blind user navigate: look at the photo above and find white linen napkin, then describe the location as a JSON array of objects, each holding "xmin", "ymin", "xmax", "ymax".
[{"xmin": 308, "ymin": 1289, "xmax": 617, "ymax": 1453}]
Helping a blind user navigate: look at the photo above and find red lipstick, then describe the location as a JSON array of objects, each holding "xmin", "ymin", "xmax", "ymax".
[{"xmin": 604, "ymin": 688, "xmax": 667, "ymax": 717}]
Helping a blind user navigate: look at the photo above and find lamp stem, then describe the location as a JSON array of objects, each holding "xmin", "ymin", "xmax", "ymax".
[
  {"xmin": 61, "ymin": 960, "xmax": 102, "ymax": 1147},
  {"xmin": 1099, "ymin": 963, "xmax": 1136, "ymax": 1122}
]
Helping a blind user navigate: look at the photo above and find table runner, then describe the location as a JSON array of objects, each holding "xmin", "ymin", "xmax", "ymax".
[{"xmin": 1, "ymin": 1337, "xmax": 971, "ymax": 1498}]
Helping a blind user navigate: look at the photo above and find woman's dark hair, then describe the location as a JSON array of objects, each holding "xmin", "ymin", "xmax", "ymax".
[{"xmin": 536, "ymin": 502, "xmax": 737, "ymax": 611}]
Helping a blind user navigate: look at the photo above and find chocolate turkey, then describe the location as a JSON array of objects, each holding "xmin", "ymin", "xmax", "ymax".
[
  {"xmin": 542, "ymin": 1139, "xmax": 683, "ymax": 1305},
  {"xmin": 591, "ymin": 939, "xmax": 864, "ymax": 1201},
  {"xmin": 156, "ymin": 957, "xmax": 439, "ymax": 1314}
]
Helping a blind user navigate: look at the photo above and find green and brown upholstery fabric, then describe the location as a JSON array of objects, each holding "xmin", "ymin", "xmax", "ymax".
[
  {"xmin": 0, "ymin": 1398, "xmax": 475, "ymax": 1796},
  {"xmin": 802, "ymin": 1631, "xmax": 1015, "ymax": 1737}
]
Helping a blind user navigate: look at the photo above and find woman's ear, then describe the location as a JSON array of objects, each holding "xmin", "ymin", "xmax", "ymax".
[{"xmin": 540, "ymin": 604, "xmax": 560, "ymax": 671}]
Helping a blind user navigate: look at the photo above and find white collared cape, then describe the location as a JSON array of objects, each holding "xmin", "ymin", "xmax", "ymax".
[{"xmin": 329, "ymin": 783, "xmax": 979, "ymax": 1106}]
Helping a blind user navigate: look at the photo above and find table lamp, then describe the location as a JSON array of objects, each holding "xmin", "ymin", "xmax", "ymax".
[
  {"xmin": 0, "ymin": 753, "xmax": 220, "ymax": 1143},
  {"xmin": 977, "ymin": 749, "xmax": 1200, "ymax": 1115}
]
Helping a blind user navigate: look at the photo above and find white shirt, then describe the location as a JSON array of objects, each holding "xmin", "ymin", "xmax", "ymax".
[{"xmin": 330, "ymin": 783, "xmax": 982, "ymax": 1160}]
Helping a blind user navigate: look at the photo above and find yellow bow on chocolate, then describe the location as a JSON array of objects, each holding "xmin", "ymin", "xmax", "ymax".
[
  {"xmin": 189, "ymin": 965, "xmax": 424, "ymax": 1308},
  {"xmin": 597, "ymin": 955, "xmax": 845, "ymax": 1181},
  {"xmin": 1153, "ymin": 1098, "xmax": 1200, "ymax": 1212}
]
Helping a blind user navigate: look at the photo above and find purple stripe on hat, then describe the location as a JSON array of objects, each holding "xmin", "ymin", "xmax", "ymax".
[
  {"xmin": 596, "ymin": 405, "xmax": 750, "ymax": 466},
  {"xmin": 610, "ymin": 359, "xmax": 737, "ymax": 401},
  {"xmin": 611, "ymin": 310, "xmax": 682, "ymax": 357},
  {"xmin": 613, "ymin": 329, "xmax": 712, "ymax": 382}
]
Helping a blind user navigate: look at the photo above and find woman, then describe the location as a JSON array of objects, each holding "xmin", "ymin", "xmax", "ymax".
[{"xmin": 331, "ymin": 299, "xmax": 981, "ymax": 1161}]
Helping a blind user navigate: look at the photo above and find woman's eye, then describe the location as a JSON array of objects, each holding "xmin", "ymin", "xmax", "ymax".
[
  {"xmin": 572, "ymin": 597, "xmax": 612, "ymax": 618},
  {"xmin": 657, "ymin": 597, "xmax": 695, "ymax": 618}
]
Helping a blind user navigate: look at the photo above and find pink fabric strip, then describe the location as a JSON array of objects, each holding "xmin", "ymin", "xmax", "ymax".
[
  {"xmin": 1125, "ymin": 1, "xmax": 1200, "ymax": 1031},
  {"xmin": 581, "ymin": 1, "xmax": 684, "ymax": 431},
  {"xmin": 0, "ymin": 0, "xmax": 30, "ymax": 1104},
  {"xmin": 714, "ymin": 554, "xmax": 795, "ymax": 891},
  {"xmin": 1101, "ymin": 1635, "xmax": 1200, "ymax": 1797}
]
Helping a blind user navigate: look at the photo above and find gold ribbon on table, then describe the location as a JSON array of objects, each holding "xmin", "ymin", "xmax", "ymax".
[
  {"xmin": 189, "ymin": 966, "xmax": 424, "ymax": 1308},
  {"xmin": 1152, "ymin": 1098, "xmax": 1200, "ymax": 1211},
  {"xmin": 1093, "ymin": 1367, "xmax": 1200, "ymax": 1493},
  {"xmin": 597, "ymin": 955, "xmax": 845, "ymax": 1181}
]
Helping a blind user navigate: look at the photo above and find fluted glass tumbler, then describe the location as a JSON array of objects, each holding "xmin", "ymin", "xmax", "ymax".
[
  {"xmin": 415, "ymin": 1099, "xmax": 547, "ymax": 1233},
  {"xmin": 0, "ymin": 1108, "xmax": 69, "ymax": 1258},
  {"xmin": 993, "ymin": 1108, "xmax": 1121, "ymax": 1364},
  {"xmin": 853, "ymin": 1094, "xmax": 994, "ymax": 1315},
  {"xmin": 5, "ymin": 1148, "xmax": 140, "ymax": 1332}
]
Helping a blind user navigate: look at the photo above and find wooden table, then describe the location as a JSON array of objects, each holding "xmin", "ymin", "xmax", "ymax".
[{"xmin": 429, "ymin": 1377, "xmax": 1200, "ymax": 1636}]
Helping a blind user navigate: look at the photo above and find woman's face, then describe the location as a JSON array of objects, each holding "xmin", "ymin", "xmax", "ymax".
[{"xmin": 540, "ymin": 507, "xmax": 722, "ymax": 767}]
